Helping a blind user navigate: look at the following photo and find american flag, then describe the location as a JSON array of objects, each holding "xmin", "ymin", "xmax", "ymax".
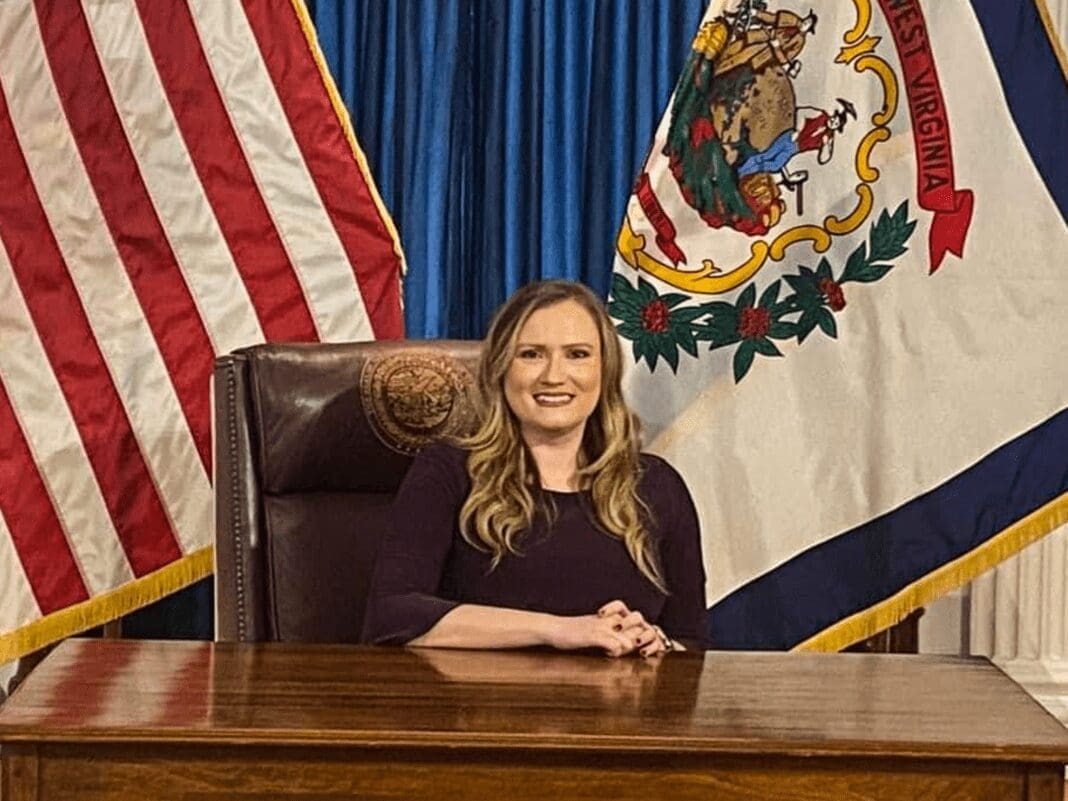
[{"xmin": 0, "ymin": 0, "xmax": 404, "ymax": 662}]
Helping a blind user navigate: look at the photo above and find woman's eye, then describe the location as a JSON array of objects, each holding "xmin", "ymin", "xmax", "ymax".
[
  {"xmin": 569, "ymin": 349, "xmax": 590, "ymax": 359},
  {"xmin": 518, "ymin": 349, "xmax": 540, "ymax": 359}
]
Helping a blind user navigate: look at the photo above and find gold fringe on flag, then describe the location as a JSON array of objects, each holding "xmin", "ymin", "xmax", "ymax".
[
  {"xmin": 290, "ymin": 0, "xmax": 407, "ymax": 276},
  {"xmin": 796, "ymin": 491, "xmax": 1068, "ymax": 652},
  {"xmin": 1033, "ymin": 0, "xmax": 1068, "ymax": 84},
  {"xmin": 0, "ymin": 547, "xmax": 214, "ymax": 664}
]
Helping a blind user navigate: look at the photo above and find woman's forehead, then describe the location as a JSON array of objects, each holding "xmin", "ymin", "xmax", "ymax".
[{"xmin": 516, "ymin": 299, "xmax": 600, "ymax": 342}]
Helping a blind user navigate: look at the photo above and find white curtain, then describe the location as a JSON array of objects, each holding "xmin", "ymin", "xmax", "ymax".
[{"xmin": 969, "ymin": 522, "xmax": 1068, "ymax": 660}]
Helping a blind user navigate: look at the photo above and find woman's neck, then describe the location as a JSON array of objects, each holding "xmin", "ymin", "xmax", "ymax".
[{"xmin": 523, "ymin": 427, "xmax": 585, "ymax": 492}]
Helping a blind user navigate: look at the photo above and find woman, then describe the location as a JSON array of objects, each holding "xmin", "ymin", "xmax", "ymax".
[{"xmin": 362, "ymin": 280, "xmax": 708, "ymax": 655}]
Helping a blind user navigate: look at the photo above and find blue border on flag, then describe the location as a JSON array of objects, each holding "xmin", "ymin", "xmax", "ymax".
[
  {"xmin": 708, "ymin": 405, "xmax": 1068, "ymax": 650},
  {"xmin": 969, "ymin": 0, "xmax": 1067, "ymax": 219}
]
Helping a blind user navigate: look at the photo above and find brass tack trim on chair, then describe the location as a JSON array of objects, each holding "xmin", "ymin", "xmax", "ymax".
[
  {"xmin": 224, "ymin": 361, "xmax": 247, "ymax": 642},
  {"xmin": 359, "ymin": 350, "xmax": 478, "ymax": 454}
]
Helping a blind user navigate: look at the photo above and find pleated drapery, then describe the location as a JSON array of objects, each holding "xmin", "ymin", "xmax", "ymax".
[
  {"xmin": 970, "ymin": 522, "xmax": 1068, "ymax": 661},
  {"xmin": 308, "ymin": 0, "xmax": 707, "ymax": 338}
]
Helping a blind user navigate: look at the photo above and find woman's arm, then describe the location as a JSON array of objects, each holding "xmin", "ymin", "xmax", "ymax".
[
  {"xmin": 410, "ymin": 603, "xmax": 643, "ymax": 656},
  {"xmin": 409, "ymin": 604, "xmax": 557, "ymax": 648},
  {"xmin": 362, "ymin": 445, "xmax": 466, "ymax": 645},
  {"xmin": 649, "ymin": 458, "xmax": 710, "ymax": 650}
]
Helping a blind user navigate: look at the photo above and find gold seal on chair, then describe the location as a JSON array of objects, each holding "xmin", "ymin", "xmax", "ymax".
[{"xmin": 359, "ymin": 350, "xmax": 478, "ymax": 454}]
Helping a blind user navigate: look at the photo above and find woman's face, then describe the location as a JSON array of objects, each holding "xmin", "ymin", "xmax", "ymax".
[{"xmin": 503, "ymin": 299, "xmax": 602, "ymax": 444}]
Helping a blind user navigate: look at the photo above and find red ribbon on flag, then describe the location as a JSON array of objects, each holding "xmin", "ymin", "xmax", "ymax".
[
  {"xmin": 879, "ymin": 0, "xmax": 974, "ymax": 273},
  {"xmin": 635, "ymin": 173, "xmax": 687, "ymax": 266}
]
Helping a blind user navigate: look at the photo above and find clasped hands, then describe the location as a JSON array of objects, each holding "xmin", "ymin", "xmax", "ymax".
[{"xmin": 549, "ymin": 599, "xmax": 675, "ymax": 658}]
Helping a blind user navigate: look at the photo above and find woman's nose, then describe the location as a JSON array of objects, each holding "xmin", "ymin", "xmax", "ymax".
[{"xmin": 541, "ymin": 353, "xmax": 566, "ymax": 383}]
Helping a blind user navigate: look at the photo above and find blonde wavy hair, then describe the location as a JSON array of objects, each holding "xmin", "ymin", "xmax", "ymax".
[{"xmin": 456, "ymin": 280, "xmax": 665, "ymax": 592}]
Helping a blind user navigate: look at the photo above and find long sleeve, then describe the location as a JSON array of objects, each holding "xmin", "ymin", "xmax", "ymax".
[
  {"xmin": 361, "ymin": 444, "xmax": 466, "ymax": 645},
  {"xmin": 650, "ymin": 458, "xmax": 710, "ymax": 650}
]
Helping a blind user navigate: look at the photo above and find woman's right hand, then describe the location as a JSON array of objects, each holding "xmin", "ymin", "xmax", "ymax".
[
  {"xmin": 544, "ymin": 613, "xmax": 640, "ymax": 656},
  {"xmin": 545, "ymin": 602, "xmax": 661, "ymax": 657}
]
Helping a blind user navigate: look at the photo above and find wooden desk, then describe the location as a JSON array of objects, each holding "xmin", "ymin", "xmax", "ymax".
[{"xmin": 2, "ymin": 639, "xmax": 1067, "ymax": 800}]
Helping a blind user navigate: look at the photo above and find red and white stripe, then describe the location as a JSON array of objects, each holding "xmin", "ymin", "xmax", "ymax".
[{"xmin": 0, "ymin": 0, "xmax": 404, "ymax": 661}]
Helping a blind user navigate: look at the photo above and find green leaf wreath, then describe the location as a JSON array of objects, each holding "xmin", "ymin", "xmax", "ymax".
[{"xmin": 609, "ymin": 202, "xmax": 918, "ymax": 382}]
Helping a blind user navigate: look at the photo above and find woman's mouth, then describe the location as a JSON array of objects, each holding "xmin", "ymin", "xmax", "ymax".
[{"xmin": 533, "ymin": 393, "xmax": 574, "ymax": 406}]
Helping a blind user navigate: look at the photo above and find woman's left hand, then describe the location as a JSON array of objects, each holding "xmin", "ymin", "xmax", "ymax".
[{"xmin": 597, "ymin": 600, "xmax": 671, "ymax": 658}]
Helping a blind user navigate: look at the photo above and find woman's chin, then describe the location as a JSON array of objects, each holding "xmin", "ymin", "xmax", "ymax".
[{"xmin": 521, "ymin": 416, "xmax": 588, "ymax": 441}]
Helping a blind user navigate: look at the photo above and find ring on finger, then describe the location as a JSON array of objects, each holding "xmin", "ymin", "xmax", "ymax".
[{"xmin": 651, "ymin": 624, "xmax": 677, "ymax": 652}]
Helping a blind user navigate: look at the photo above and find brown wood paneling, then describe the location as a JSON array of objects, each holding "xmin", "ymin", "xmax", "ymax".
[
  {"xmin": 0, "ymin": 745, "xmax": 37, "ymax": 801},
  {"xmin": 35, "ymin": 743, "xmax": 1033, "ymax": 801},
  {"xmin": 1024, "ymin": 766, "xmax": 1065, "ymax": 801}
]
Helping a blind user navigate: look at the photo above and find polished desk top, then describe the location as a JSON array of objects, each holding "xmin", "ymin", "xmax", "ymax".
[{"xmin": 1, "ymin": 639, "xmax": 1067, "ymax": 763}]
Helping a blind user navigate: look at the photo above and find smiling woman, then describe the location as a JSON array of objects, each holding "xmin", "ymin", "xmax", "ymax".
[
  {"xmin": 362, "ymin": 280, "xmax": 710, "ymax": 656},
  {"xmin": 503, "ymin": 299, "xmax": 603, "ymax": 466}
]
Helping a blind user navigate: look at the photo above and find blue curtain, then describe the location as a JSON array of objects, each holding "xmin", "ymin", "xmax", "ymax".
[
  {"xmin": 138, "ymin": 0, "xmax": 705, "ymax": 640},
  {"xmin": 310, "ymin": 0, "xmax": 706, "ymax": 338}
]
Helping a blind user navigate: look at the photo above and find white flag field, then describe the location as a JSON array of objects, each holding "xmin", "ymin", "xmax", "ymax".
[{"xmin": 610, "ymin": 0, "xmax": 1068, "ymax": 649}]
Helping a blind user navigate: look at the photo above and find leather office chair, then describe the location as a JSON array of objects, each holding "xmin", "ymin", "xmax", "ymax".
[{"xmin": 213, "ymin": 340, "xmax": 482, "ymax": 643}]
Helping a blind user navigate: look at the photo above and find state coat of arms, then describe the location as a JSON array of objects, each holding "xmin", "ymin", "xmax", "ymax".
[
  {"xmin": 666, "ymin": 6, "xmax": 854, "ymax": 237},
  {"xmin": 612, "ymin": 0, "xmax": 973, "ymax": 381}
]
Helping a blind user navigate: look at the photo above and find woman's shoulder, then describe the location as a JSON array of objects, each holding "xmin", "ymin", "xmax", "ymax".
[
  {"xmin": 416, "ymin": 439, "xmax": 469, "ymax": 463},
  {"xmin": 408, "ymin": 440, "xmax": 471, "ymax": 491},
  {"xmin": 638, "ymin": 451, "xmax": 685, "ymax": 482},
  {"xmin": 637, "ymin": 452, "xmax": 692, "ymax": 501},
  {"xmin": 413, "ymin": 440, "xmax": 470, "ymax": 471}
]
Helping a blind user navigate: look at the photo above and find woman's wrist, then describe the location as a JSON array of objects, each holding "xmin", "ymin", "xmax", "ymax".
[
  {"xmin": 538, "ymin": 613, "xmax": 568, "ymax": 648},
  {"xmin": 492, "ymin": 608, "xmax": 564, "ymax": 649}
]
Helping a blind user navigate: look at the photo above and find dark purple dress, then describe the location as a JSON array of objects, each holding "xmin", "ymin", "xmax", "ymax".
[{"xmin": 362, "ymin": 443, "xmax": 709, "ymax": 649}]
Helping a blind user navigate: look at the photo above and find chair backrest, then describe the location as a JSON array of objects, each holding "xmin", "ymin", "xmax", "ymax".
[{"xmin": 213, "ymin": 340, "xmax": 482, "ymax": 642}]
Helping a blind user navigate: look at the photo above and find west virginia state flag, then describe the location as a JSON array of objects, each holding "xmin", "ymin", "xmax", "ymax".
[{"xmin": 611, "ymin": 0, "xmax": 1068, "ymax": 650}]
